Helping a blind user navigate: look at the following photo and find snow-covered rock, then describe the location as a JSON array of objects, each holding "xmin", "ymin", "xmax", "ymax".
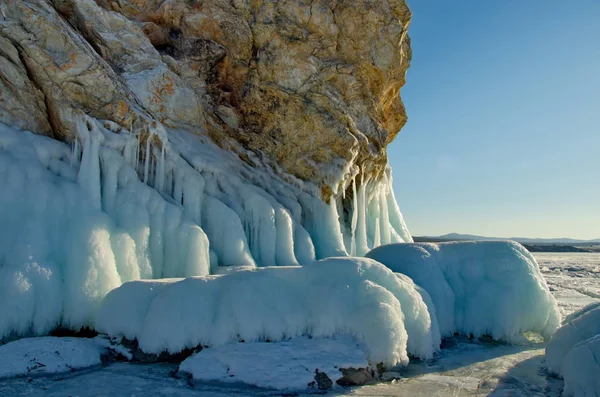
[
  {"xmin": 97, "ymin": 257, "xmax": 440, "ymax": 366},
  {"xmin": 0, "ymin": 337, "xmax": 102, "ymax": 378},
  {"xmin": 366, "ymin": 241, "xmax": 561, "ymax": 341},
  {"xmin": 178, "ymin": 336, "xmax": 370, "ymax": 391}
]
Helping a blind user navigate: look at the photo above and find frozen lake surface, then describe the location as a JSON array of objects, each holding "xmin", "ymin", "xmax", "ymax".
[{"xmin": 1, "ymin": 253, "xmax": 598, "ymax": 397}]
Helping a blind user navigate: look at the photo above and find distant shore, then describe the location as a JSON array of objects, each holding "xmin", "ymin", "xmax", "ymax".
[{"xmin": 413, "ymin": 237, "xmax": 600, "ymax": 253}]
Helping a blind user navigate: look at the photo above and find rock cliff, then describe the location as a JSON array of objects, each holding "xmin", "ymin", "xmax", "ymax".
[{"xmin": 0, "ymin": 0, "xmax": 412, "ymax": 270}]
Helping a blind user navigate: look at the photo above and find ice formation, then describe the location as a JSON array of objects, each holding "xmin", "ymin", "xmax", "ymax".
[
  {"xmin": 0, "ymin": 337, "xmax": 102, "ymax": 378},
  {"xmin": 0, "ymin": 117, "xmax": 411, "ymax": 339},
  {"xmin": 178, "ymin": 336, "xmax": 369, "ymax": 391},
  {"xmin": 561, "ymin": 335, "xmax": 600, "ymax": 397},
  {"xmin": 97, "ymin": 257, "xmax": 439, "ymax": 366},
  {"xmin": 366, "ymin": 241, "xmax": 561, "ymax": 340},
  {"xmin": 545, "ymin": 304, "xmax": 600, "ymax": 380}
]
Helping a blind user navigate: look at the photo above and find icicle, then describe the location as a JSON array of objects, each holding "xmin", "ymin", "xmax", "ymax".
[
  {"xmin": 99, "ymin": 149, "xmax": 120, "ymax": 214},
  {"xmin": 70, "ymin": 137, "xmax": 80, "ymax": 166},
  {"xmin": 365, "ymin": 183, "xmax": 382, "ymax": 250},
  {"xmin": 373, "ymin": 217, "xmax": 381, "ymax": 248},
  {"xmin": 150, "ymin": 150, "xmax": 156, "ymax": 188},
  {"xmin": 164, "ymin": 164, "xmax": 174, "ymax": 198},
  {"xmin": 379, "ymin": 188, "xmax": 392, "ymax": 245},
  {"xmin": 155, "ymin": 145, "xmax": 166, "ymax": 193},
  {"xmin": 384, "ymin": 167, "xmax": 413, "ymax": 243},
  {"xmin": 181, "ymin": 171, "xmax": 204, "ymax": 225},
  {"xmin": 354, "ymin": 171, "xmax": 369, "ymax": 256},
  {"xmin": 173, "ymin": 168, "xmax": 184, "ymax": 205},
  {"xmin": 76, "ymin": 117, "xmax": 103, "ymax": 210},
  {"xmin": 143, "ymin": 131, "xmax": 152, "ymax": 184},
  {"xmin": 350, "ymin": 176, "xmax": 358, "ymax": 256},
  {"xmin": 134, "ymin": 130, "xmax": 140, "ymax": 173},
  {"xmin": 123, "ymin": 134, "xmax": 137, "ymax": 167}
]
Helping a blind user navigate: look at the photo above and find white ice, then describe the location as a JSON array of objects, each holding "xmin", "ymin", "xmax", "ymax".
[
  {"xmin": 178, "ymin": 336, "xmax": 368, "ymax": 391},
  {"xmin": 0, "ymin": 337, "xmax": 102, "ymax": 379}
]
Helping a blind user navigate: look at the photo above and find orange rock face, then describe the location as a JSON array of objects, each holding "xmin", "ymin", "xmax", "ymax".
[{"xmin": 0, "ymin": 0, "xmax": 411, "ymax": 198}]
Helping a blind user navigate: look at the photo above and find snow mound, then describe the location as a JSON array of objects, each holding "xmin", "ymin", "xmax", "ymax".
[
  {"xmin": 366, "ymin": 241, "xmax": 560, "ymax": 340},
  {"xmin": 178, "ymin": 336, "xmax": 368, "ymax": 391},
  {"xmin": 97, "ymin": 257, "xmax": 440, "ymax": 366},
  {"xmin": 545, "ymin": 303, "xmax": 600, "ymax": 375},
  {"xmin": 0, "ymin": 337, "xmax": 101, "ymax": 378}
]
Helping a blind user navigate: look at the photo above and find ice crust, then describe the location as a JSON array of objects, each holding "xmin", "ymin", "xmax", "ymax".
[
  {"xmin": 545, "ymin": 303, "xmax": 600, "ymax": 396},
  {"xmin": 366, "ymin": 241, "xmax": 561, "ymax": 341}
]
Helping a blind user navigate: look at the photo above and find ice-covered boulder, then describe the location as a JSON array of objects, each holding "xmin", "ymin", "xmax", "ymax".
[
  {"xmin": 366, "ymin": 241, "xmax": 561, "ymax": 341},
  {"xmin": 561, "ymin": 335, "xmax": 600, "ymax": 397},
  {"xmin": 97, "ymin": 257, "xmax": 440, "ymax": 366},
  {"xmin": 544, "ymin": 303, "xmax": 600, "ymax": 396},
  {"xmin": 545, "ymin": 303, "xmax": 600, "ymax": 373},
  {"xmin": 0, "ymin": 337, "xmax": 102, "ymax": 378}
]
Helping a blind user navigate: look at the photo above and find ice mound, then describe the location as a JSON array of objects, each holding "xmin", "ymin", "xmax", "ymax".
[
  {"xmin": 178, "ymin": 336, "xmax": 368, "ymax": 391},
  {"xmin": 366, "ymin": 241, "xmax": 561, "ymax": 340},
  {"xmin": 97, "ymin": 257, "xmax": 440, "ymax": 366},
  {"xmin": 0, "ymin": 337, "xmax": 102, "ymax": 378},
  {"xmin": 545, "ymin": 303, "xmax": 600, "ymax": 397}
]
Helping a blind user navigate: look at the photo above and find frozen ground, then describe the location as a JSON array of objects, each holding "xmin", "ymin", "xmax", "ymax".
[
  {"xmin": 537, "ymin": 253, "xmax": 600, "ymax": 317},
  {"xmin": 0, "ymin": 253, "xmax": 598, "ymax": 397}
]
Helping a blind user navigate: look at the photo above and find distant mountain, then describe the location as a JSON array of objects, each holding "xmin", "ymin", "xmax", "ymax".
[{"xmin": 417, "ymin": 233, "xmax": 600, "ymax": 245}]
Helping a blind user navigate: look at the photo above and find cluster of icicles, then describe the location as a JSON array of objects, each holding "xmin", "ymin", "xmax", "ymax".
[{"xmin": 68, "ymin": 111, "xmax": 412, "ymax": 276}]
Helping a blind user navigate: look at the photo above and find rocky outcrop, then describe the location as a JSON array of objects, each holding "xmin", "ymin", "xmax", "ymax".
[
  {"xmin": 0, "ymin": 0, "xmax": 411, "ymax": 195},
  {"xmin": 0, "ymin": 0, "xmax": 413, "ymax": 272}
]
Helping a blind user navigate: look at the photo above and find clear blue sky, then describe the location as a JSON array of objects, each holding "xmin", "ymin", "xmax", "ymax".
[{"xmin": 389, "ymin": 0, "xmax": 600, "ymax": 240}]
